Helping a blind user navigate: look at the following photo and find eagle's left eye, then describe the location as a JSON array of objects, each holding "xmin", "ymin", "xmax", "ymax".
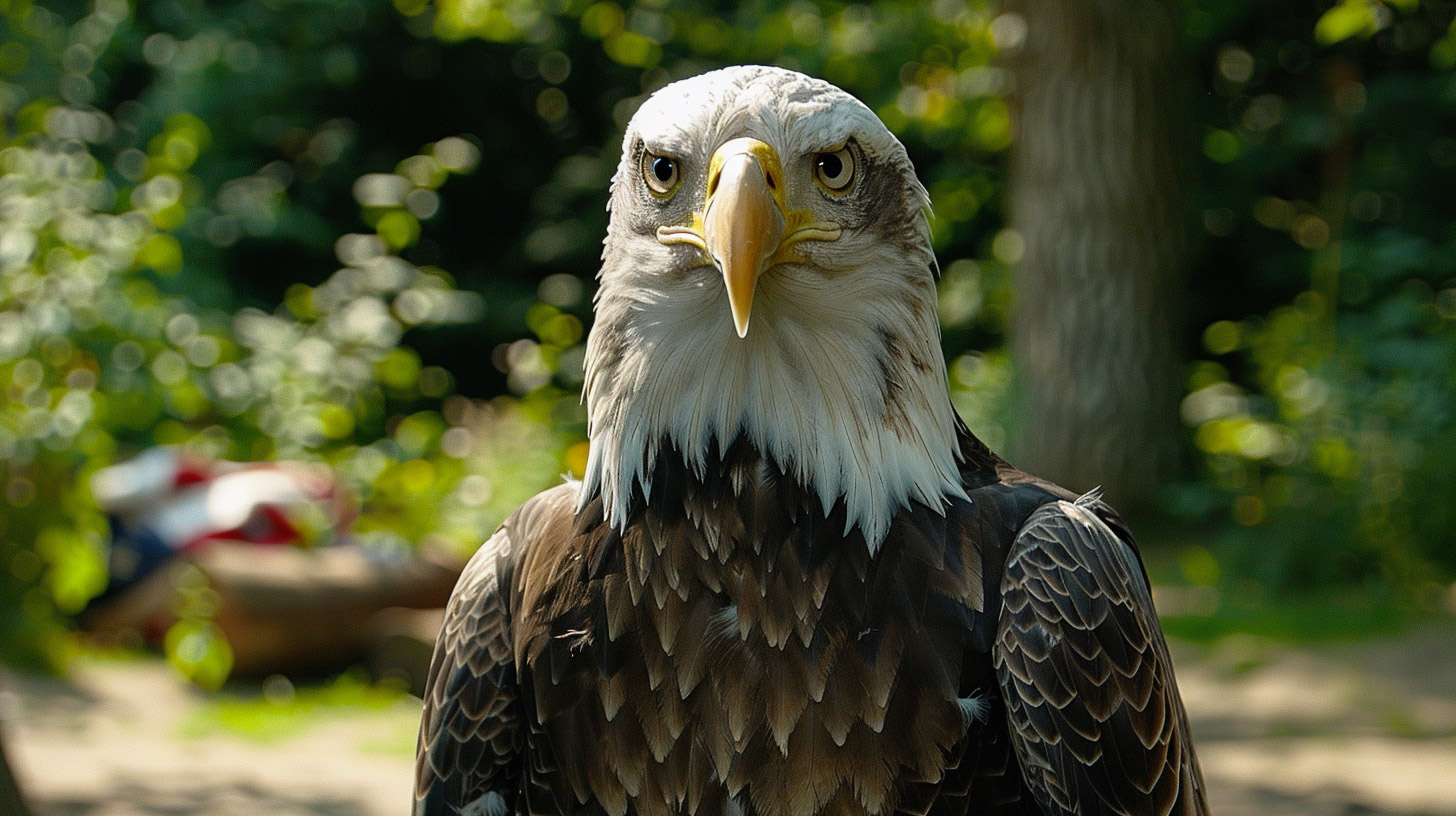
[
  {"xmin": 814, "ymin": 146, "xmax": 855, "ymax": 193},
  {"xmin": 642, "ymin": 152, "xmax": 680, "ymax": 197}
]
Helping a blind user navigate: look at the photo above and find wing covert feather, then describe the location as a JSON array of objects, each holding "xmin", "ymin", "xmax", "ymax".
[
  {"xmin": 994, "ymin": 494, "xmax": 1208, "ymax": 816},
  {"xmin": 414, "ymin": 485, "xmax": 577, "ymax": 816}
]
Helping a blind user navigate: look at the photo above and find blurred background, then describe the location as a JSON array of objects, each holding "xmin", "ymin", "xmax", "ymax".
[{"xmin": 2, "ymin": 0, "xmax": 1455, "ymax": 813}]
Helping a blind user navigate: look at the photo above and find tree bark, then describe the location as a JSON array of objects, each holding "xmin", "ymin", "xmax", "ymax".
[{"xmin": 1002, "ymin": 0, "xmax": 1186, "ymax": 511}]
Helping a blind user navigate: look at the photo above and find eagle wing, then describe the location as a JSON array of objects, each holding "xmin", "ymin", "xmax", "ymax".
[
  {"xmin": 993, "ymin": 493, "xmax": 1207, "ymax": 816},
  {"xmin": 414, "ymin": 485, "xmax": 575, "ymax": 816}
]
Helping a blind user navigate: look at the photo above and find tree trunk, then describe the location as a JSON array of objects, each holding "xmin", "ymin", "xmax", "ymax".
[{"xmin": 1002, "ymin": 0, "xmax": 1186, "ymax": 512}]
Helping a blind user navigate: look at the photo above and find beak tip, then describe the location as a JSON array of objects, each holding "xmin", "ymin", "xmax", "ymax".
[{"xmin": 733, "ymin": 317, "xmax": 750, "ymax": 338}]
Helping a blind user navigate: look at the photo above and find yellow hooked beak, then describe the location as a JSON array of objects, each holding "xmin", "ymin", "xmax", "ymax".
[
  {"xmin": 656, "ymin": 138, "xmax": 842, "ymax": 338},
  {"xmin": 703, "ymin": 138, "xmax": 783, "ymax": 337}
]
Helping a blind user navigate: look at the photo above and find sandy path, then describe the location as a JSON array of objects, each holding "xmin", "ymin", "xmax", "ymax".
[
  {"xmin": 6, "ymin": 619, "xmax": 1456, "ymax": 816},
  {"xmin": 1170, "ymin": 620, "xmax": 1456, "ymax": 815},
  {"xmin": 3, "ymin": 661, "xmax": 418, "ymax": 816}
]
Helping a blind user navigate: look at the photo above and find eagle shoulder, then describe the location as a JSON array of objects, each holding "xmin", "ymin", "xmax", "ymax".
[
  {"xmin": 414, "ymin": 482, "xmax": 580, "ymax": 816},
  {"xmin": 992, "ymin": 492, "xmax": 1208, "ymax": 816}
]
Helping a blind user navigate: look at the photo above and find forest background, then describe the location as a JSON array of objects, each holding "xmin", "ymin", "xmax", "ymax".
[{"xmin": 3, "ymin": 0, "xmax": 1456, "ymax": 686}]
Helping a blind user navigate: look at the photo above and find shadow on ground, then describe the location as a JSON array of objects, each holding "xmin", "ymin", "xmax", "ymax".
[
  {"xmin": 6, "ymin": 617, "xmax": 1456, "ymax": 816},
  {"xmin": 43, "ymin": 781, "xmax": 362, "ymax": 816},
  {"xmin": 1214, "ymin": 785, "xmax": 1425, "ymax": 816}
]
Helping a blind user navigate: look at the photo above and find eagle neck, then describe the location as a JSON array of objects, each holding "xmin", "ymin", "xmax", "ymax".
[{"xmin": 578, "ymin": 323, "xmax": 970, "ymax": 554}]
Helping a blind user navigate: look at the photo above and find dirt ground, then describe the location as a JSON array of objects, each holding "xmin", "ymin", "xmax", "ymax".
[{"xmin": 5, "ymin": 618, "xmax": 1456, "ymax": 816}]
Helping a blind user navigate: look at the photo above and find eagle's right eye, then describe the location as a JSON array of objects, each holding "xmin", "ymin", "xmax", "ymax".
[
  {"xmin": 642, "ymin": 152, "xmax": 680, "ymax": 197},
  {"xmin": 814, "ymin": 145, "xmax": 855, "ymax": 193}
]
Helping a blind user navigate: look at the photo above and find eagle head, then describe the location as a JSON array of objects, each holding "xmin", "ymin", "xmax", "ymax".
[{"xmin": 581, "ymin": 65, "xmax": 965, "ymax": 550}]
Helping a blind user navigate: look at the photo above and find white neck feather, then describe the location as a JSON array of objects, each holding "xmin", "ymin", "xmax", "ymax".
[{"xmin": 581, "ymin": 245, "xmax": 965, "ymax": 552}]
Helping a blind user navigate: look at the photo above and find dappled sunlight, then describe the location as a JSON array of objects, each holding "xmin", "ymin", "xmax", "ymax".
[{"xmin": 1, "ymin": 0, "xmax": 1455, "ymax": 813}]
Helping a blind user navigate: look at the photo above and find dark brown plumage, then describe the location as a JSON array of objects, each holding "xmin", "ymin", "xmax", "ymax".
[
  {"xmin": 415, "ymin": 65, "xmax": 1207, "ymax": 816},
  {"xmin": 415, "ymin": 428, "xmax": 1207, "ymax": 816}
]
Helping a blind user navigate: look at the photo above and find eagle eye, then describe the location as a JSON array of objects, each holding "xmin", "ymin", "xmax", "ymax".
[
  {"xmin": 642, "ymin": 151, "xmax": 680, "ymax": 197},
  {"xmin": 814, "ymin": 145, "xmax": 855, "ymax": 193}
]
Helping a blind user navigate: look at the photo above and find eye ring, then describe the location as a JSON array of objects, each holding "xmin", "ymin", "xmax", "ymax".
[
  {"xmin": 642, "ymin": 151, "xmax": 681, "ymax": 197},
  {"xmin": 813, "ymin": 145, "xmax": 855, "ymax": 193}
]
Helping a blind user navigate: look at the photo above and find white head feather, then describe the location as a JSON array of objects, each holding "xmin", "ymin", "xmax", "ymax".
[{"xmin": 581, "ymin": 66, "xmax": 965, "ymax": 551}]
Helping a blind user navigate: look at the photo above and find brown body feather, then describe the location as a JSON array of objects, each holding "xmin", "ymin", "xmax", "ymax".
[{"xmin": 416, "ymin": 426, "xmax": 1208, "ymax": 816}]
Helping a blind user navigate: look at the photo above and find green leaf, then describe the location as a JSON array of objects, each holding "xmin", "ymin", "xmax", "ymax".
[
  {"xmin": 165, "ymin": 619, "xmax": 235, "ymax": 692},
  {"xmin": 1315, "ymin": 0, "xmax": 1381, "ymax": 45},
  {"xmin": 376, "ymin": 210, "xmax": 421, "ymax": 251},
  {"xmin": 1203, "ymin": 129, "xmax": 1241, "ymax": 163},
  {"xmin": 603, "ymin": 31, "xmax": 661, "ymax": 68},
  {"xmin": 38, "ymin": 528, "xmax": 107, "ymax": 615},
  {"xmin": 1431, "ymin": 20, "xmax": 1456, "ymax": 69}
]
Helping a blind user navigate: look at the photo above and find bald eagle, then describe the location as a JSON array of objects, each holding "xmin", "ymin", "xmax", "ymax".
[{"xmin": 415, "ymin": 66, "xmax": 1207, "ymax": 816}]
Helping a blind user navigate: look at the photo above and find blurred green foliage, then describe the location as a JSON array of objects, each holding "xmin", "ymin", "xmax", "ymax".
[
  {"xmin": 0, "ymin": 0, "xmax": 571, "ymax": 674},
  {"xmin": 1177, "ymin": 0, "xmax": 1456, "ymax": 603},
  {"xmin": 1, "ymin": 0, "xmax": 1454, "ymax": 681}
]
